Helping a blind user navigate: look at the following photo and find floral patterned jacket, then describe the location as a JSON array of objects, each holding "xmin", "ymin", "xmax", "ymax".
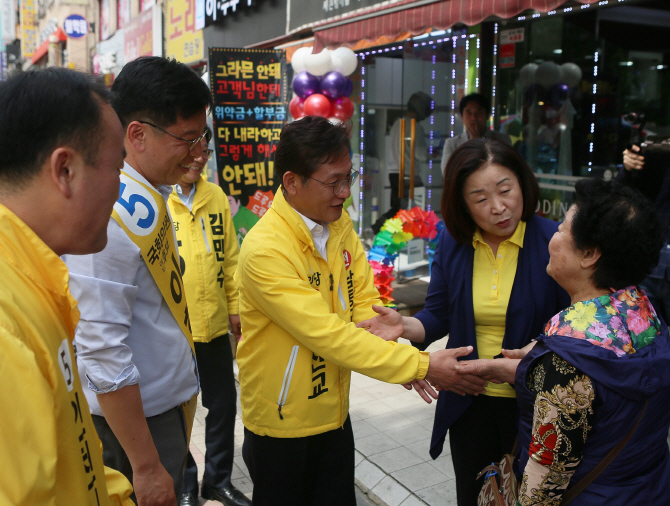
[{"xmin": 514, "ymin": 287, "xmax": 670, "ymax": 506}]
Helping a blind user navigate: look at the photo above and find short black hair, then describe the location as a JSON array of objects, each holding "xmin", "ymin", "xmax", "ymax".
[
  {"xmin": 0, "ymin": 67, "xmax": 113, "ymax": 189},
  {"xmin": 572, "ymin": 178, "xmax": 664, "ymax": 290},
  {"xmin": 407, "ymin": 91, "xmax": 432, "ymax": 122},
  {"xmin": 459, "ymin": 93, "xmax": 490, "ymax": 116},
  {"xmin": 111, "ymin": 56, "xmax": 212, "ymax": 128},
  {"xmin": 275, "ymin": 116, "xmax": 351, "ymax": 182},
  {"xmin": 441, "ymin": 138, "xmax": 539, "ymax": 245}
]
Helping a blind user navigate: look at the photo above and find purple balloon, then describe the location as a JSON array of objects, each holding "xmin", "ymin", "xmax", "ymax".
[
  {"xmin": 547, "ymin": 83, "xmax": 570, "ymax": 108},
  {"xmin": 292, "ymin": 71, "xmax": 321, "ymax": 99},
  {"xmin": 320, "ymin": 71, "xmax": 347, "ymax": 99},
  {"xmin": 343, "ymin": 77, "xmax": 353, "ymax": 97}
]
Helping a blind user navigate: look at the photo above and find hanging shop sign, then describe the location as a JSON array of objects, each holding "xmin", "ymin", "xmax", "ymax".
[
  {"xmin": 205, "ymin": 0, "xmax": 252, "ymax": 26},
  {"xmin": 123, "ymin": 7, "xmax": 161, "ymax": 62},
  {"xmin": 500, "ymin": 27, "xmax": 524, "ymax": 45},
  {"xmin": 0, "ymin": 52, "xmax": 7, "ymax": 81},
  {"xmin": 166, "ymin": 0, "xmax": 203, "ymax": 63},
  {"xmin": 20, "ymin": 0, "xmax": 38, "ymax": 59},
  {"xmin": 64, "ymin": 14, "xmax": 89, "ymax": 38},
  {"xmin": 1, "ymin": 0, "xmax": 17, "ymax": 47},
  {"xmin": 288, "ymin": 0, "xmax": 384, "ymax": 32},
  {"xmin": 499, "ymin": 43, "xmax": 515, "ymax": 68},
  {"xmin": 208, "ymin": 47, "xmax": 288, "ymax": 244}
]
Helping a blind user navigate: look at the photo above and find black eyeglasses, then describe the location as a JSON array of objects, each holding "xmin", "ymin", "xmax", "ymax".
[
  {"xmin": 139, "ymin": 121, "xmax": 208, "ymax": 152},
  {"xmin": 200, "ymin": 149, "xmax": 213, "ymax": 160},
  {"xmin": 308, "ymin": 170, "xmax": 359, "ymax": 196}
]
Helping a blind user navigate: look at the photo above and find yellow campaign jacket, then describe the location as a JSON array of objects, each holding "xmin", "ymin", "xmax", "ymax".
[
  {"xmin": 0, "ymin": 204, "xmax": 134, "ymax": 506},
  {"xmin": 168, "ymin": 177, "xmax": 239, "ymax": 342},
  {"xmin": 234, "ymin": 189, "xmax": 430, "ymax": 438}
]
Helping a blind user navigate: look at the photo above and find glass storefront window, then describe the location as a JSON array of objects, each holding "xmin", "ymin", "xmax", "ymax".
[{"xmin": 494, "ymin": 0, "xmax": 670, "ymax": 219}]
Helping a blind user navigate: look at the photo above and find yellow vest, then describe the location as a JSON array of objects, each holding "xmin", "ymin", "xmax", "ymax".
[
  {"xmin": 235, "ymin": 189, "xmax": 430, "ymax": 438},
  {"xmin": 0, "ymin": 204, "xmax": 133, "ymax": 506},
  {"xmin": 168, "ymin": 178, "xmax": 240, "ymax": 343}
]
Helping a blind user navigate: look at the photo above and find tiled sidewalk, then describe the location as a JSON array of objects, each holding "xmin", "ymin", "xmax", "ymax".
[
  {"xmin": 190, "ymin": 337, "xmax": 450, "ymax": 506},
  {"xmin": 351, "ymin": 337, "xmax": 453, "ymax": 506}
]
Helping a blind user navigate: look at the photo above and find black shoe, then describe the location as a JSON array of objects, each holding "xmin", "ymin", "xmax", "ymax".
[
  {"xmin": 179, "ymin": 492, "xmax": 198, "ymax": 506},
  {"xmin": 201, "ymin": 483, "xmax": 252, "ymax": 506}
]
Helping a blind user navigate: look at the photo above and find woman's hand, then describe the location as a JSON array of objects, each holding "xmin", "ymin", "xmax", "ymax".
[
  {"xmin": 357, "ymin": 305, "xmax": 404, "ymax": 341},
  {"xmin": 453, "ymin": 341, "xmax": 538, "ymax": 385}
]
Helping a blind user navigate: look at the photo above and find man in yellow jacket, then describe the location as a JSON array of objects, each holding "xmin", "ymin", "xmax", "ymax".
[
  {"xmin": 168, "ymin": 129, "xmax": 251, "ymax": 506},
  {"xmin": 235, "ymin": 116, "xmax": 485, "ymax": 506},
  {"xmin": 0, "ymin": 69, "xmax": 133, "ymax": 504}
]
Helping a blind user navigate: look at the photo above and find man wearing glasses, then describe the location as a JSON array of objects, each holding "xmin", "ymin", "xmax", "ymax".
[
  {"xmin": 234, "ymin": 116, "xmax": 458, "ymax": 505},
  {"xmin": 64, "ymin": 57, "xmax": 212, "ymax": 506},
  {"xmin": 168, "ymin": 129, "xmax": 251, "ymax": 506}
]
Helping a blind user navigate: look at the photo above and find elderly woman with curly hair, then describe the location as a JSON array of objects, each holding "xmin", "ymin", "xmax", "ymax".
[{"xmin": 462, "ymin": 178, "xmax": 670, "ymax": 505}]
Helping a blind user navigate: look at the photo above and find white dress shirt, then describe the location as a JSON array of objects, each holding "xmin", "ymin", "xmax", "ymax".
[
  {"xmin": 296, "ymin": 210, "xmax": 329, "ymax": 262},
  {"xmin": 175, "ymin": 183, "xmax": 196, "ymax": 211},
  {"xmin": 64, "ymin": 163, "xmax": 199, "ymax": 417}
]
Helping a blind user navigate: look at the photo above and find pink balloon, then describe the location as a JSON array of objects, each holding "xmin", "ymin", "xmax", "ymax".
[
  {"xmin": 331, "ymin": 97, "xmax": 354, "ymax": 120},
  {"xmin": 304, "ymin": 93, "xmax": 332, "ymax": 118}
]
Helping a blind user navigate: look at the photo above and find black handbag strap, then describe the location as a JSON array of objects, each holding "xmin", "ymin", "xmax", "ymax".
[{"xmin": 560, "ymin": 399, "xmax": 649, "ymax": 505}]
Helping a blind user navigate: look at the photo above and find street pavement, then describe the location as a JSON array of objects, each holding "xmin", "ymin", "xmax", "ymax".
[{"xmin": 190, "ymin": 336, "xmax": 450, "ymax": 506}]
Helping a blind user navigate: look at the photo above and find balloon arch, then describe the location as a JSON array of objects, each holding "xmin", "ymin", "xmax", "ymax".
[{"xmin": 289, "ymin": 46, "xmax": 357, "ymax": 122}]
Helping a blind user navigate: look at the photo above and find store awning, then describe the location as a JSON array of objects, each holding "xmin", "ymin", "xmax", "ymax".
[
  {"xmin": 31, "ymin": 27, "xmax": 67, "ymax": 64},
  {"xmin": 313, "ymin": 0, "xmax": 601, "ymax": 51}
]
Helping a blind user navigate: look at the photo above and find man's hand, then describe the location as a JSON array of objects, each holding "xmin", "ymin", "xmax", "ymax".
[
  {"xmin": 356, "ymin": 305, "xmax": 404, "ymax": 341},
  {"xmin": 229, "ymin": 314, "xmax": 242, "ymax": 342},
  {"xmin": 402, "ymin": 379, "xmax": 439, "ymax": 404},
  {"xmin": 425, "ymin": 347, "xmax": 487, "ymax": 396},
  {"xmin": 133, "ymin": 462, "xmax": 177, "ymax": 506},
  {"xmin": 623, "ymin": 145, "xmax": 645, "ymax": 171}
]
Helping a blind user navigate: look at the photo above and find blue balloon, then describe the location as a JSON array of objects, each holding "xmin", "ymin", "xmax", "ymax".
[
  {"xmin": 292, "ymin": 71, "xmax": 320, "ymax": 99},
  {"xmin": 320, "ymin": 71, "xmax": 347, "ymax": 99}
]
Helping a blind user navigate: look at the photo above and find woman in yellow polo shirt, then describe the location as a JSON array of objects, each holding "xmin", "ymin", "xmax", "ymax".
[{"xmin": 360, "ymin": 139, "xmax": 569, "ymax": 506}]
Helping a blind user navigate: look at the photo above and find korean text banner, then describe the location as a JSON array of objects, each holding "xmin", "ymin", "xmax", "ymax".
[
  {"xmin": 209, "ymin": 47, "xmax": 288, "ymax": 244},
  {"xmin": 166, "ymin": 0, "xmax": 203, "ymax": 64}
]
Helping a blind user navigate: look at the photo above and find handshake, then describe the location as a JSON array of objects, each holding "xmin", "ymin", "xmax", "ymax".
[{"xmin": 357, "ymin": 305, "xmax": 534, "ymax": 404}]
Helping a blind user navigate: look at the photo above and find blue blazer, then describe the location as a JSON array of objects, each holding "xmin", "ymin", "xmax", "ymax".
[{"xmin": 415, "ymin": 215, "xmax": 570, "ymax": 459}]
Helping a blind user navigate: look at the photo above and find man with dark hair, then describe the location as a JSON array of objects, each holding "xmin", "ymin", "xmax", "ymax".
[
  {"xmin": 235, "ymin": 116, "xmax": 482, "ymax": 506},
  {"xmin": 64, "ymin": 56, "xmax": 212, "ymax": 506},
  {"xmin": 0, "ymin": 68, "xmax": 133, "ymax": 504},
  {"xmin": 440, "ymin": 92, "xmax": 511, "ymax": 174}
]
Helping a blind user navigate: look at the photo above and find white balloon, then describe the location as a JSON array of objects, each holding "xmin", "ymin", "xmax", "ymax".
[
  {"xmin": 304, "ymin": 48, "xmax": 332, "ymax": 76},
  {"xmin": 328, "ymin": 117, "xmax": 344, "ymax": 126},
  {"xmin": 535, "ymin": 61, "xmax": 561, "ymax": 88},
  {"xmin": 560, "ymin": 62, "xmax": 583, "ymax": 88},
  {"xmin": 330, "ymin": 47, "xmax": 358, "ymax": 76},
  {"xmin": 291, "ymin": 46, "xmax": 312, "ymax": 74},
  {"xmin": 519, "ymin": 63, "xmax": 538, "ymax": 88}
]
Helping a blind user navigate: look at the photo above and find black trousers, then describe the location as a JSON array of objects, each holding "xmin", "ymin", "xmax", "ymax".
[
  {"xmin": 448, "ymin": 395, "xmax": 517, "ymax": 506},
  {"xmin": 183, "ymin": 336, "xmax": 238, "ymax": 493},
  {"xmin": 93, "ymin": 404, "xmax": 188, "ymax": 503},
  {"xmin": 242, "ymin": 416, "xmax": 356, "ymax": 506}
]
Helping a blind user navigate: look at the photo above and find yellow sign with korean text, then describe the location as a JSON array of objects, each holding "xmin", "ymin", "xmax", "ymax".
[
  {"xmin": 20, "ymin": 0, "xmax": 37, "ymax": 59},
  {"xmin": 166, "ymin": 0, "xmax": 203, "ymax": 64}
]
